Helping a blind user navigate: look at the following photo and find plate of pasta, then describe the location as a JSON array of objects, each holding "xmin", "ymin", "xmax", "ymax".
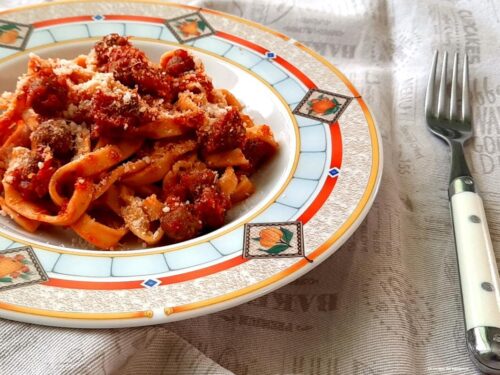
[{"xmin": 0, "ymin": 1, "xmax": 381, "ymax": 328}]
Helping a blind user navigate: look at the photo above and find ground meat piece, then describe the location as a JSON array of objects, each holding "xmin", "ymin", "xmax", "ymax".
[
  {"xmin": 179, "ymin": 169, "xmax": 218, "ymax": 198},
  {"xmin": 160, "ymin": 201, "xmax": 202, "ymax": 242},
  {"xmin": 161, "ymin": 49, "xmax": 195, "ymax": 77},
  {"xmin": 197, "ymin": 108, "xmax": 246, "ymax": 154},
  {"xmin": 25, "ymin": 68, "xmax": 68, "ymax": 117},
  {"xmin": 88, "ymin": 90, "xmax": 142, "ymax": 137},
  {"xmin": 162, "ymin": 173, "xmax": 189, "ymax": 201},
  {"xmin": 8, "ymin": 153, "xmax": 59, "ymax": 200},
  {"xmin": 242, "ymin": 138, "xmax": 277, "ymax": 172},
  {"xmin": 30, "ymin": 119, "xmax": 73, "ymax": 159},
  {"xmin": 193, "ymin": 186, "xmax": 230, "ymax": 228},
  {"xmin": 93, "ymin": 34, "xmax": 176, "ymax": 102}
]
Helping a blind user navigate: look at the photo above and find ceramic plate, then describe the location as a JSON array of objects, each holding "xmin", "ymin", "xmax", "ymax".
[{"xmin": 0, "ymin": 0, "xmax": 382, "ymax": 328}]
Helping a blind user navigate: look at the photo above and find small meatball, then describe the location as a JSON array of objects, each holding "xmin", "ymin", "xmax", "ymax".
[
  {"xmin": 88, "ymin": 90, "xmax": 142, "ymax": 137},
  {"xmin": 242, "ymin": 138, "xmax": 277, "ymax": 172},
  {"xmin": 6, "ymin": 149, "xmax": 58, "ymax": 200},
  {"xmin": 161, "ymin": 49, "xmax": 195, "ymax": 77},
  {"xmin": 180, "ymin": 169, "xmax": 217, "ymax": 198},
  {"xmin": 160, "ymin": 202, "xmax": 202, "ymax": 242},
  {"xmin": 30, "ymin": 119, "xmax": 73, "ymax": 159},
  {"xmin": 93, "ymin": 34, "xmax": 175, "ymax": 101},
  {"xmin": 162, "ymin": 172, "xmax": 189, "ymax": 201},
  {"xmin": 193, "ymin": 186, "xmax": 230, "ymax": 228},
  {"xmin": 197, "ymin": 108, "xmax": 246, "ymax": 154},
  {"xmin": 26, "ymin": 69, "xmax": 68, "ymax": 117}
]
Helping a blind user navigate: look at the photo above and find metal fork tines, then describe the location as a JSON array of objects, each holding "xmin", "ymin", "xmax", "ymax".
[
  {"xmin": 425, "ymin": 51, "xmax": 471, "ymax": 124},
  {"xmin": 425, "ymin": 51, "xmax": 473, "ymax": 188}
]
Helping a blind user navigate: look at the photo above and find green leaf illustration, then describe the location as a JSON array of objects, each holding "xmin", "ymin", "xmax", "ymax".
[
  {"xmin": 280, "ymin": 227, "xmax": 293, "ymax": 245},
  {"xmin": 197, "ymin": 20, "xmax": 206, "ymax": 31},
  {"xmin": 265, "ymin": 243, "xmax": 290, "ymax": 254},
  {"xmin": 21, "ymin": 259, "xmax": 30, "ymax": 264},
  {"xmin": 20, "ymin": 274, "xmax": 30, "ymax": 280},
  {"xmin": 0, "ymin": 24, "xmax": 21, "ymax": 31},
  {"xmin": 324, "ymin": 106, "xmax": 339, "ymax": 115},
  {"xmin": 251, "ymin": 237, "xmax": 260, "ymax": 242},
  {"xmin": 0, "ymin": 277, "xmax": 12, "ymax": 283}
]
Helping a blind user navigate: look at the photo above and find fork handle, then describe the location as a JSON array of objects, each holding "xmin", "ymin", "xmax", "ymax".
[{"xmin": 450, "ymin": 188, "xmax": 500, "ymax": 330}]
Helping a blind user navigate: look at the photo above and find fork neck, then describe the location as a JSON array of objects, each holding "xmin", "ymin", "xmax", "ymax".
[{"xmin": 448, "ymin": 140, "xmax": 474, "ymax": 197}]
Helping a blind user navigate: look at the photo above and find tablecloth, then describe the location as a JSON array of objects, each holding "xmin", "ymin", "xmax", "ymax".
[{"xmin": 1, "ymin": 0, "xmax": 499, "ymax": 374}]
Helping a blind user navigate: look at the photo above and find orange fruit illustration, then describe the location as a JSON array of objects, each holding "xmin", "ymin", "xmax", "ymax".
[
  {"xmin": 259, "ymin": 227, "xmax": 283, "ymax": 248},
  {"xmin": 179, "ymin": 21, "xmax": 201, "ymax": 37},
  {"xmin": 0, "ymin": 29, "xmax": 19, "ymax": 44},
  {"xmin": 310, "ymin": 98, "xmax": 336, "ymax": 114},
  {"xmin": 0, "ymin": 257, "xmax": 23, "ymax": 278}
]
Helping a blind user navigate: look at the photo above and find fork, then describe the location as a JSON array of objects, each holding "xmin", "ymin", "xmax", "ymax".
[{"xmin": 425, "ymin": 51, "xmax": 500, "ymax": 374}]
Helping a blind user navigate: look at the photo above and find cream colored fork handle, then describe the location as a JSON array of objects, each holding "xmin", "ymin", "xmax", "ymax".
[{"xmin": 451, "ymin": 191, "xmax": 500, "ymax": 330}]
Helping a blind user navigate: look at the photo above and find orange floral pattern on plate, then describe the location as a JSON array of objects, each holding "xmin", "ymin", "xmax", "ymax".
[
  {"xmin": 244, "ymin": 222, "xmax": 304, "ymax": 259},
  {"xmin": 166, "ymin": 12, "xmax": 214, "ymax": 43},
  {"xmin": 0, "ymin": 21, "xmax": 32, "ymax": 50},
  {"xmin": 293, "ymin": 89, "xmax": 353, "ymax": 124},
  {"xmin": 0, "ymin": 247, "xmax": 48, "ymax": 291}
]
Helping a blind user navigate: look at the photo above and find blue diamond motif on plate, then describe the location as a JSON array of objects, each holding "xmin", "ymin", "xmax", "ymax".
[
  {"xmin": 92, "ymin": 15, "xmax": 105, "ymax": 21},
  {"xmin": 265, "ymin": 51, "xmax": 276, "ymax": 59},
  {"xmin": 142, "ymin": 278, "xmax": 161, "ymax": 288},
  {"xmin": 328, "ymin": 167, "xmax": 340, "ymax": 178}
]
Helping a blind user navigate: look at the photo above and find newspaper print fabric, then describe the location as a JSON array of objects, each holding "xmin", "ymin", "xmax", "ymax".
[{"xmin": 1, "ymin": 0, "xmax": 498, "ymax": 374}]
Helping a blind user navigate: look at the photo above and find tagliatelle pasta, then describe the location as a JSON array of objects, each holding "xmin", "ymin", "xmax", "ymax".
[{"xmin": 0, "ymin": 34, "xmax": 278, "ymax": 250}]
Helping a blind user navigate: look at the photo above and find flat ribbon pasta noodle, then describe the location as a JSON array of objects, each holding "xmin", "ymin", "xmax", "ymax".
[
  {"xmin": 71, "ymin": 214, "xmax": 127, "ymax": 250},
  {"xmin": 204, "ymin": 148, "xmax": 250, "ymax": 169},
  {"xmin": 93, "ymin": 158, "xmax": 150, "ymax": 200},
  {"xmin": 122, "ymin": 140, "xmax": 196, "ymax": 186},
  {"xmin": 218, "ymin": 166, "xmax": 238, "ymax": 196},
  {"xmin": 120, "ymin": 187, "xmax": 164, "ymax": 245},
  {"xmin": 136, "ymin": 109, "xmax": 204, "ymax": 139},
  {"xmin": 22, "ymin": 109, "xmax": 40, "ymax": 131},
  {"xmin": 49, "ymin": 139, "xmax": 143, "ymax": 205},
  {"xmin": 177, "ymin": 92, "xmax": 207, "ymax": 111},
  {"xmin": 136, "ymin": 119, "xmax": 185, "ymax": 139},
  {"xmin": 101, "ymin": 184, "xmax": 122, "ymax": 216},
  {"xmin": 3, "ymin": 178, "xmax": 93, "ymax": 226},
  {"xmin": 230, "ymin": 175, "xmax": 255, "ymax": 203},
  {"xmin": 219, "ymin": 89, "xmax": 243, "ymax": 110},
  {"xmin": 2, "ymin": 120, "xmax": 31, "ymax": 150},
  {"xmin": 133, "ymin": 184, "xmax": 162, "ymax": 198},
  {"xmin": 0, "ymin": 120, "xmax": 31, "ymax": 180},
  {"xmin": 0, "ymin": 91, "xmax": 29, "ymax": 145},
  {"xmin": 0, "ymin": 196, "xmax": 40, "ymax": 233}
]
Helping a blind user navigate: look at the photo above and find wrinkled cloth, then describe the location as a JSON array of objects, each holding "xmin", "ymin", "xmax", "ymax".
[{"xmin": 1, "ymin": 0, "xmax": 499, "ymax": 374}]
